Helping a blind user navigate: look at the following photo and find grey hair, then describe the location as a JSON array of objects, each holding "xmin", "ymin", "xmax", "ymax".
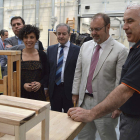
[
  {"xmin": 56, "ymin": 23, "xmax": 70, "ymax": 34},
  {"xmin": 126, "ymin": 3, "xmax": 140, "ymax": 17}
]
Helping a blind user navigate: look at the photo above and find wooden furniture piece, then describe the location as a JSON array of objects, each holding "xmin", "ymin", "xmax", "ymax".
[
  {"xmin": 0, "ymin": 75, "xmax": 8, "ymax": 95},
  {"xmin": 49, "ymin": 31, "xmax": 58, "ymax": 46},
  {"xmin": 0, "ymin": 95, "xmax": 50, "ymax": 140},
  {"xmin": 0, "ymin": 110, "xmax": 85, "ymax": 140},
  {"xmin": 0, "ymin": 50, "xmax": 21, "ymax": 97},
  {"xmin": 66, "ymin": 17, "xmax": 75, "ymax": 29}
]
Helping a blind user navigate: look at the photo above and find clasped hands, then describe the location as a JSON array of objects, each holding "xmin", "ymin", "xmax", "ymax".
[{"xmin": 24, "ymin": 81, "xmax": 41, "ymax": 92}]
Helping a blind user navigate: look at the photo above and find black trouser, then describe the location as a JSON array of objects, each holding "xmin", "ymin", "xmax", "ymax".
[{"xmin": 50, "ymin": 83, "xmax": 73, "ymax": 113}]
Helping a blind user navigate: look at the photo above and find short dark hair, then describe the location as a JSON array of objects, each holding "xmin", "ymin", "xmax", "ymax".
[
  {"xmin": 18, "ymin": 24, "xmax": 40, "ymax": 40},
  {"xmin": 92, "ymin": 13, "xmax": 110, "ymax": 26},
  {"xmin": 10, "ymin": 16, "xmax": 25, "ymax": 25},
  {"xmin": 0, "ymin": 29, "xmax": 8, "ymax": 36},
  {"xmin": 56, "ymin": 23, "xmax": 70, "ymax": 34}
]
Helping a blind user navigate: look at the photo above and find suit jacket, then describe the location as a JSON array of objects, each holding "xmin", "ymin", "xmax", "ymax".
[
  {"xmin": 4, "ymin": 36, "xmax": 20, "ymax": 46},
  {"xmin": 0, "ymin": 38, "xmax": 7, "ymax": 67},
  {"xmin": 5, "ymin": 37, "xmax": 42, "ymax": 50},
  {"xmin": 46, "ymin": 43, "xmax": 80, "ymax": 100},
  {"xmin": 72, "ymin": 37, "xmax": 128, "ymax": 116}
]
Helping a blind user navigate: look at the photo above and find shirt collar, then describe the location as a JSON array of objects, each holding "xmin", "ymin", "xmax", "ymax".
[
  {"xmin": 58, "ymin": 41, "xmax": 70, "ymax": 48},
  {"xmin": 15, "ymin": 36, "xmax": 18, "ymax": 39},
  {"xmin": 95, "ymin": 36, "xmax": 111, "ymax": 50},
  {"xmin": 131, "ymin": 40, "xmax": 140, "ymax": 49}
]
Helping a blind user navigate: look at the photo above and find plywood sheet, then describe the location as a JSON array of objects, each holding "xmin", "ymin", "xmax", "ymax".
[
  {"xmin": 0, "ymin": 105, "xmax": 35, "ymax": 126},
  {"xmin": 0, "ymin": 95, "xmax": 50, "ymax": 114},
  {"xmin": 0, "ymin": 111, "xmax": 85, "ymax": 140}
]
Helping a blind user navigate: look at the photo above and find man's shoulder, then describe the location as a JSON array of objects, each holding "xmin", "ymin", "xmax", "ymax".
[
  {"xmin": 70, "ymin": 43, "xmax": 80, "ymax": 50},
  {"xmin": 48, "ymin": 44, "xmax": 58, "ymax": 49},
  {"xmin": 5, "ymin": 36, "xmax": 16, "ymax": 41},
  {"xmin": 82, "ymin": 40, "xmax": 94, "ymax": 46}
]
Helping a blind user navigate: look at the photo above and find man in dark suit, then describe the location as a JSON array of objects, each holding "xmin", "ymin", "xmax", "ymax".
[{"xmin": 46, "ymin": 23, "xmax": 80, "ymax": 113}]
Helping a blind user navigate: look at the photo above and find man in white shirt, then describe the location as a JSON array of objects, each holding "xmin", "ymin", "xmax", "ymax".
[
  {"xmin": 70, "ymin": 13, "xmax": 128, "ymax": 140},
  {"xmin": 45, "ymin": 23, "xmax": 80, "ymax": 113}
]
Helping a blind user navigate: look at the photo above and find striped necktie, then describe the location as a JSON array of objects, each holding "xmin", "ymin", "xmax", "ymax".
[
  {"xmin": 55, "ymin": 45, "xmax": 65, "ymax": 85},
  {"xmin": 86, "ymin": 45, "xmax": 101, "ymax": 94}
]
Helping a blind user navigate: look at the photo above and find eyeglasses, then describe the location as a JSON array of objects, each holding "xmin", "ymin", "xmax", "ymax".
[{"xmin": 89, "ymin": 25, "xmax": 106, "ymax": 32}]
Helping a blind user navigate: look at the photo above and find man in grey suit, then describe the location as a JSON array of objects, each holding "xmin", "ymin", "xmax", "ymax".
[
  {"xmin": 4, "ymin": 16, "xmax": 25, "ymax": 47},
  {"xmin": 69, "ymin": 13, "xmax": 128, "ymax": 140}
]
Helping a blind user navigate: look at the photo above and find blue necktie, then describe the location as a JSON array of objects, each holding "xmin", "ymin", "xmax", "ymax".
[{"xmin": 55, "ymin": 45, "xmax": 65, "ymax": 85}]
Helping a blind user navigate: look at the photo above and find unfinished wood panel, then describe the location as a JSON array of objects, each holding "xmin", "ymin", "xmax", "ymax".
[
  {"xmin": 0, "ymin": 95, "xmax": 50, "ymax": 114},
  {"xmin": 49, "ymin": 31, "xmax": 58, "ymax": 46},
  {"xmin": 0, "ymin": 123, "xmax": 14, "ymax": 135},
  {"xmin": 0, "ymin": 111, "xmax": 85, "ymax": 140},
  {"xmin": 0, "ymin": 105, "xmax": 35, "ymax": 126}
]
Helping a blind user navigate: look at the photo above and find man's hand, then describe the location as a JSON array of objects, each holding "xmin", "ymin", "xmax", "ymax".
[
  {"xmin": 6, "ymin": 44, "xmax": 12, "ymax": 48},
  {"xmin": 67, "ymin": 107, "xmax": 93, "ymax": 122},
  {"xmin": 24, "ymin": 83, "xmax": 32, "ymax": 92},
  {"xmin": 31, "ymin": 81, "xmax": 41, "ymax": 92},
  {"xmin": 111, "ymin": 109, "xmax": 122, "ymax": 119},
  {"xmin": 72, "ymin": 95, "xmax": 79, "ymax": 107}
]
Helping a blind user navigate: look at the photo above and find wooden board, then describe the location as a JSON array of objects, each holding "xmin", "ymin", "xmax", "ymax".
[
  {"xmin": 0, "ymin": 50, "xmax": 21, "ymax": 56},
  {"xmin": 0, "ymin": 95, "xmax": 50, "ymax": 114},
  {"xmin": 0, "ymin": 111, "xmax": 85, "ymax": 140},
  {"xmin": 0, "ymin": 105, "xmax": 35, "ymax": 126}
]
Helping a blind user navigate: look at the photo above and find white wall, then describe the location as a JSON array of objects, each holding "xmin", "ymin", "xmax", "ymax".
[
  {"xmin": 3, "ymin": 0, "xmax": 140, "ymax": 48},
  {"xmin": 3, "ymin": 0, "xmax": 78, "ymax": 48},
  {"xmin": 79, "ymin": 0, "xmax": 140, "ymax": 48}
]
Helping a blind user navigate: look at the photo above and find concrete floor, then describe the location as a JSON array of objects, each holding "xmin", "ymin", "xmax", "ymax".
[{"xmin": 74, "ymin": 118, "xmax": 120, "ymax": 140}]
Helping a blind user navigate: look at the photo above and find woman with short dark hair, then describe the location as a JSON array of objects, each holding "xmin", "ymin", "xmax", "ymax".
[{"xmin": 19, "ymin": 24, "xmax": 47, "ymax": 101}]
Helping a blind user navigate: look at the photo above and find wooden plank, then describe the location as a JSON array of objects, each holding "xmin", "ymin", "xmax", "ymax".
[
  {"xmin": 13, "ymin": 72, "xmax": 17, "ymax": 96},
  {"xmin": 7, "ymin": 55, "xmax": 13, "ymax": 96},
  {"xmin": 0, "ymin": 105, "xmax": 35, "ymax": 126},
  {"xmin": 0, "ymin": 111, "xmax": 85, "ymax": 140},
  {"xmin": 0, "ymin": 95, "xmax": 50, "ymax": 114},
  {"xmin": 0, "ymin": 80, "xmax": 3, "ymax": 84},
  {"xmin": 0, "ymin": 123, "xmax": 14, "ymax": 135},
  {"xmin": 0, "ymin": 50, "xmax": 21, "ymax": 56},
  {"xmin": 0, "ymin": 85, "xmax": 4, "ymax": 92},
  {"xmin": 3, "ymin": 76, "xmax": 8, "ymax": 95},
  {"xmin": 16, "ymin": 56, "xmax": 21, "ymax": 97}
]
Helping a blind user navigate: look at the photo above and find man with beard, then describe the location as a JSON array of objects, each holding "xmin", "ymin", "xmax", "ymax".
[{"xmin": 70, "ymin": 13, "xmax": 128, "ymax": 140}]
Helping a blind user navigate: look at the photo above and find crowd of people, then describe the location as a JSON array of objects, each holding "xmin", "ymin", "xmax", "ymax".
[{"xmin": 0, "ymin": 3, "xmax": 140, "ymax": 140}]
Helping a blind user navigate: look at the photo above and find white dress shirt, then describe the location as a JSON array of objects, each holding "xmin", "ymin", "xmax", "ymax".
[{"xmin": 57, "ymin": 41, "xmax": 70, "ymax": 82}]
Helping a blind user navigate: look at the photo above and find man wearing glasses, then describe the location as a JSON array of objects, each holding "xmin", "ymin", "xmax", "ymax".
[{"xmin": 70, "ymin": 13, "xmax": 128, "ymax": 140}]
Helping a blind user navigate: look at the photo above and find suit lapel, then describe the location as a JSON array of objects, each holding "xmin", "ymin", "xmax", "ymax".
[
  {"xmin": 92, "ymin": 38, "xmax": 114, "ymax": 80},
  {"xmin": 53, "ymin": 44, "xmax": 59, "ymax": 66},
  {"xmin": 65, "ymin": 43, "xmax": 75, "ymax": 70}
]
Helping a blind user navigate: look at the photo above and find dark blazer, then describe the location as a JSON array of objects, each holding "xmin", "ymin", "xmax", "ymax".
[{"xmin": 46, "ymin": 43, "xmax": 80, "ymax": 100}]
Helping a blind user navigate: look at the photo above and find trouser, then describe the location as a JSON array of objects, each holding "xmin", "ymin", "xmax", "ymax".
[
  {"xmin": 78, "ymin": 95, "xmax": 118, "ymax": 140},
  {"xmin": 50, "ymin": 83, "xmax": 73, "ymax": 113},
  {"xmin": 119, "ymin": 113, "xmax": 140, "ymax": 140}
]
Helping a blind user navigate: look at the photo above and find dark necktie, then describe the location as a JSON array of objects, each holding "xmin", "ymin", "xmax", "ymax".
[
  {"xmin": 86, "ymin": 45, "xmax": 101, "ymax": 94},
  {"xmin": 55, "ymin": 45, "xmax": 65, "ymax": 85}
]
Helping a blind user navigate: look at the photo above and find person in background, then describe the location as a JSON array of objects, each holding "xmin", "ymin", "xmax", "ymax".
[
  {"xmin": 4, "ymin": 16, "xmax": 44, "ymax": 71},
  {"xmin": 0, "ymin": 29, "xmax": 8, "ymax": 48},
  {"xmin": 18, "ymin": 24, "xmax": 47, "ymax": 101},
  {"xmin": 68, "ymin": 4, "xmax": 140, "ymax": 140},
  {"xmin": 45, "ymin": 23, "xmax": 80, "ymax": 113},
  {"xmin": 68, "ymin": 13, "xmax": 128, "ymax": 140}
]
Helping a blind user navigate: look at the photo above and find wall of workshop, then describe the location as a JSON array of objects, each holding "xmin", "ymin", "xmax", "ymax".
[{"xmin": 3, "ymin": 0, "xmax": 78, "ymax": 48}]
